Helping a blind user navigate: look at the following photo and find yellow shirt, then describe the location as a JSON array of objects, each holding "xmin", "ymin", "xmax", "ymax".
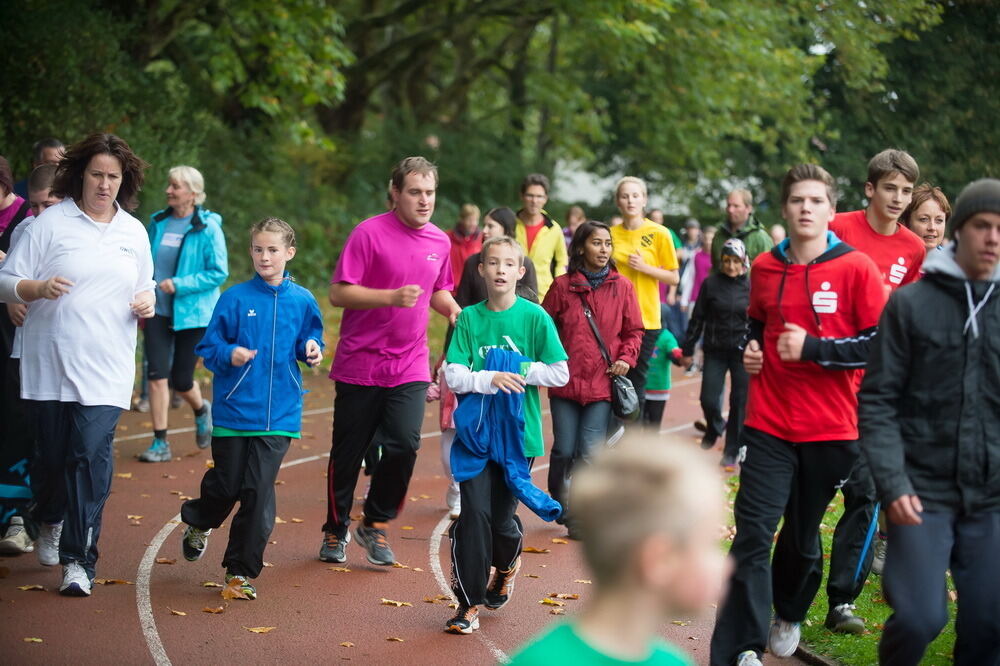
[
  {"xmin": 515, "ymin": 215, "xmax": 568, "ymax": 301},
  {"xmin": 610, "ymin": 220, "xmax": 678, "ymax": 329}
]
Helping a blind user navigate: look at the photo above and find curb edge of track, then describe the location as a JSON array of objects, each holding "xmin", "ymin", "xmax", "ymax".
[{"xmin": 796, "ymin": 644, "xmax": 841, "ymax": 666}]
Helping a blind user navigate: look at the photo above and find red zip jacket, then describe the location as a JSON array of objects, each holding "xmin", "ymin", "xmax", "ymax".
[
  {"xmin": 744, "ymin": 235, "xmax": 884, "ymax": 442},
  {"xmin": 542, "ymin": 269, "xmax": 644, "ymax": 405}
]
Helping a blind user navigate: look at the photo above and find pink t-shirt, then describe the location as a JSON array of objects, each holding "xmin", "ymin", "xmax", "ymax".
[
  {"xmin": 0, "ymin": 196, "xmax": 26, "ymax": 235},
  {"xmin": 329, "ymin": 211, "xmax": 454, "ymax": 387}
]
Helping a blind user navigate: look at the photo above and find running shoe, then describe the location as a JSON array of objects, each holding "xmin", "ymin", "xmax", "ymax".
[
  {"xmin": 354, "ymin": 523, "xmax": 395, "ymax": 566},
  {"xmin": 446, "ymin": 483, "xmax": 461, "ymax": 520},
  {"xmin": 319, "ymin": 530, "xmax": 351, "ymax": 563},
  {"xmin": 872, "ymin": 532, "xmax": 888, "ymax": 575},
  {"xmin": 445, "ymin": 603, "xmax": 479, "ymax": 634},
  {"xmin": 194, "ymin": 401, "xmax": 212, "ymax": 449},
  {"xmin": 768, "ymin": 618, "xmax": 801, "ymax": 657},
  {"xmin": 694, "ymin": 420, "xmax": 707, "ymax": 433},
  {"xmin": 700, "ymin": 433, "xmax": 717, "ymax": 450},
  {"xmin": 0, "ymin": 516, "xmax": 34, "ymax": 554},
  {"xmin": 182, "ymin": 525, "xmax": 211, "ymax": 561},
  {"xmin": 37, "ymin": 521, "xmax": 62, "ymax": 566},
  {"xmin": 484, "ymin": 558, "xmax": 521, "ymax": 610},
  {"xmin": 736, "ymin": 651, "xmax": 763, "ymax": 666},
  {"xmin": 59, "ymin": 562, "xmax": 92, "ymax": 597},
  {"xmin": 225, "ymin": 573, "xmax": 257, "ymax": 600},
  {"xmin": 138, "ymin": 437, "xmax": 172, "ymax": 463},
  {"xmin": 825, "ymin": 603, "xmax": 865, "ymax": 634}
]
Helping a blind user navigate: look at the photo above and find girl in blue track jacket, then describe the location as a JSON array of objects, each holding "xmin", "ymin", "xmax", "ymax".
[{"xmin": 180, "ymin": 217, "xmax": 324, "ymax": 600}]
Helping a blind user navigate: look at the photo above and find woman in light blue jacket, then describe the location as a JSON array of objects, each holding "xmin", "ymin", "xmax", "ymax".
[{"xmin": 139, "ymin": 166, "xmax": 228, "ymax": 462}]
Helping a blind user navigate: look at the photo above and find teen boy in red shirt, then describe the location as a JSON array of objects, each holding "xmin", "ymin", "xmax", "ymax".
[{"xmin": 709, "ymin": 165, "xmax": 884, "ymax": 666}]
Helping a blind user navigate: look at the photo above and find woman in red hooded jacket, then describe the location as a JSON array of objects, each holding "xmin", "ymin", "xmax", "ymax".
[{"xmin": 542, "ymin": 220, "xmax": 644, "ymax": 535}]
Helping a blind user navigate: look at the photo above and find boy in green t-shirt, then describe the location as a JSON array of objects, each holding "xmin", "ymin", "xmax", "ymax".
[
  {"xmin": 643, "ymin": 329, "xmax": 683, "ymax": 429},
  {"xmin": 510, "ymin": 437, "xmax": 728, "ymax": 665},
  {"xmin": 444, "ymin": 236, "xmax": 569, "ymax": 634}
]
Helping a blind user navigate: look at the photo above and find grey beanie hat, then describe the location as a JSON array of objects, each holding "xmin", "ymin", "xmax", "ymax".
[{"xmin": 949, "ymin": 178, "xmax": 1000, "ymax": 236}]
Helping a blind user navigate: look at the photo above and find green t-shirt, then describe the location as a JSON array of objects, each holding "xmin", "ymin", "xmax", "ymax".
[
  {"xmin": 509, "ymin": 622, "xmax": 694, "ymax": 666},
  {"xmin": 446, "ymin": 297, "xmax": 567, "ymax": 457},
  {"xmin": 646, "ymin": 329, "xmax": 680, "ymax": 394},
  {"xmin": 213, "ymin": 426, "xmax": 300, "ymax": 439}
]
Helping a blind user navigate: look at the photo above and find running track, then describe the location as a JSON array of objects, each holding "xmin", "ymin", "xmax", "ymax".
[{"xmin": 0, "ymin": 370, "xmax": 803, "ymax": 665}]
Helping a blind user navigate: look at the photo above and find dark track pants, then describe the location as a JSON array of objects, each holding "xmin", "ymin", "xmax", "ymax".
[
  {"xmin": 626, "ymin": 328, "xmax": 660, "ymax": 425},
  {"xmin": 1, "ymin": 357, "xmax": 36, "ymax": 535},
  {"xmin": 827, "ymin": 456, "xmax": 879, "ymax": 606},
  {"xmin": 181, "ymin": 435, "xmax": 290, "ymax": 578},
  {"xmin": 700, "ymin": 349, "xmax": 749, "ymax": 459},
  {"xmin": 710, "ymin": 428, "xmax": 858, "ymax": 665},
  {"xmin": 880, "ymin": 511, "xmax": 1000, "ymax": 666},
  {"xmin": 322, "ymin": 381, "xmax": 428, "ymax": 536},
  {"xmin": 449, "ymin": 460, "xmax": 524, "ymax": 607},
  {"xmin": 30, "ymin": 401, "xmax": 121, "ymax": 579}
]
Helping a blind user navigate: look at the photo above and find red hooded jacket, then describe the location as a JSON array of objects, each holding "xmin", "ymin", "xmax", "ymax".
[{"xmin": 542, "ymin": 269, "xmax": 644, "ymax": 405}]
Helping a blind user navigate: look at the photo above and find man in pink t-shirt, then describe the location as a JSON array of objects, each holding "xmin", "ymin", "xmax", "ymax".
[{"xmin": 320, "ymin": 156, "xmax": 461, "ymax": 567}]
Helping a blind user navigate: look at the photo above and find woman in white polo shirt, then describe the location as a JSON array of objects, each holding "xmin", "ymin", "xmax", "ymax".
[{"xmin": 0, "ymin": 133, "xmax": 155, "ymax": 597}]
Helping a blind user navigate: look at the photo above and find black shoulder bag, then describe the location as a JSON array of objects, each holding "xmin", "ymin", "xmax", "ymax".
[{"xmin": 578, "ymin": 293, "xmax": 639, "ymax": 420}]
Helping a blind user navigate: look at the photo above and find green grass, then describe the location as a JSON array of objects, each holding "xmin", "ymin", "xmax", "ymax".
[{"xmin": 722, "ymin": 475, "xmax": 957, "ymax": 665}]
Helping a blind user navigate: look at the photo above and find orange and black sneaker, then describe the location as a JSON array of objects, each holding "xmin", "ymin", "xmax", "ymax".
[
  {"xmin": 445, "ymin": 603, "xmax": 479, "ymax": 634},
  {"xmin": 319, "ymin": 530, "xmax": 351, "ymax": 563},
  {"xmin": 484, "ymin": 557, "xmax": 521, "ymax": 610},
  {"xmin": 354, "ymin": 522, "xmax": 395, "ymax": 565}
]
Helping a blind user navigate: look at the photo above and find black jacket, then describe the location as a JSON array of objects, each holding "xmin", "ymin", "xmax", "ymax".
[
  {"xmin": 680, "ymin": 271, "xmax": 749, "ymax": 356},
  {"xmin": 860, "ymin": 246, "xmax": 1000, "ymax": 514}
]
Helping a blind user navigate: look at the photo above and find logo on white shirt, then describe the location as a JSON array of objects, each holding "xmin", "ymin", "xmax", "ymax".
[
  {"xmin": 119, "ymin": 246, "xmax": 136, "ymax": 258},
  {"xmin": 888, "ymin": 257, "xmax": 908, "ymax": 285},
  {"xmin": 812, "ymin": 281, "xmax": 839, "ymax": 314},
  {"xmin": 247, "ymin": 309, "xmax": 257, "ymax": 317}
]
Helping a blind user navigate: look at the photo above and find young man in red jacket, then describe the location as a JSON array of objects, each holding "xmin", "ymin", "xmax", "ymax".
[
  {"xmin": 824, "ymin": 149, "xmax": 927, "ymax": 634},
  {"xmin": 709, "ymin": 165, "xmax": 884, "ymax": 666}
]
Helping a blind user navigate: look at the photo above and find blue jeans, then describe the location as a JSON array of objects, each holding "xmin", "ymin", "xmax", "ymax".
[{"xmin": 547, "ymin": 397, "xmax": 612, "ymax": 511}]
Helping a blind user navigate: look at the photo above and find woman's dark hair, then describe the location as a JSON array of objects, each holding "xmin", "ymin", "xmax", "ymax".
[
  {"xmin": 568, "ymin": 220, "xmax": 616, "ymax": 274},
  {"xmin": 484, "ymin": 206, "xmax": 518, "ymax": 237},
  {"xmin": 0, "ymin": 156, "xmax": 13, "ymax": 198},
  {"xmin": 52, "ymin": 133, "xmax": 149, "ymax": 211}
]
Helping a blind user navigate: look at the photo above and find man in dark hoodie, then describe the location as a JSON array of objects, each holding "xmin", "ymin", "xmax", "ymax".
[
  {"xmin": 859, "ymin": 178, "xmax": 1000, "ymax": 666},
  {"xmin": 710, "ymin": 189, "xmax": 773, "ymax": 271}
]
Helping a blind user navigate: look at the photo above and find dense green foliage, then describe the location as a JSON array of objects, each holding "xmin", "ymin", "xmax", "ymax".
[{"xmin": 2, "ymin": 0, "xmax": 996, "ymax": 285}]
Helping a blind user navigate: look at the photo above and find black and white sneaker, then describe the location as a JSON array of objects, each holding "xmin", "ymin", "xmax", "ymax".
[
  {"xmin": 825, "ymin": 603, "xmax": 865, "ymax": 634},
  {"xmin": 353, "ymin": 523, "xmax": 395, "ymax": 566},
  {"xmin": 319, "ymin": 530, "xmax": 351, "ymax": 563},
  {"xmin": 445, "ymin": 603, "xmax": 479, "ymax": 634},
  {"xmin": 59, "ymin": 562, "xmax": 92, "ymax": 597},
  {"xmin": 182, "ymin": 525, "xmax": 211, "ymax": 561},
  {"xmin": 484, "ymin": 558, "xmax": 521, "ymax": 610}
]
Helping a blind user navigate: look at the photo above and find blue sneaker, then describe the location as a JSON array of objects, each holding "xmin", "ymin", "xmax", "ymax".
[
  {"xmin": 138, "ymin": 437, "xmax": 172, "ymax": 463},
  {"xmin": 195, "ymin": 401, "xmax": 212, "ymax": 449}
]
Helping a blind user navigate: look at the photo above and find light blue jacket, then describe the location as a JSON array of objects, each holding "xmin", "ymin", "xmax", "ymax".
[{"xmin": 148, "ymin": 206, "xmax": 229, "ymax": 330}]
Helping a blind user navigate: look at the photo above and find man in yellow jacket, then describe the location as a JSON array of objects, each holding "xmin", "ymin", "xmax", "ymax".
[{"xmin": 515, "ymin": 173, "xmax": 568, "ymax": 301}]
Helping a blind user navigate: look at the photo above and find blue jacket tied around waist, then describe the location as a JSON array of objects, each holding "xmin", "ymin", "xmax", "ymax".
[{"xmin": 451, "ymin": 348, "xmax": 562, "ymax": 522}]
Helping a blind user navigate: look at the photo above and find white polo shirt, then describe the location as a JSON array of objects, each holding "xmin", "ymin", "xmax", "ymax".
[{"xmin": 0, "ymin": 198, "xmax": 155, "ymax": 409}]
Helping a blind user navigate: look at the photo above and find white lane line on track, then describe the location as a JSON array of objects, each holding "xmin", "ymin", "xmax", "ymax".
[
  {"xmin": 136, "ymin": 430, "xmax": 442, "ymax": 666},
  {"xmin": 428, "ymin": 462, "xmax": 551, "ymax": 665}
]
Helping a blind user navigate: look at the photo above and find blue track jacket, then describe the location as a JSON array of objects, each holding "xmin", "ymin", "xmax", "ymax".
[
  {"xmin": 196, "ymin": 272, "xmax": 323, "ymax": 432},
  {"xmin": 451, "ymin": 348, "xmax": 562, "ymax": 521}
]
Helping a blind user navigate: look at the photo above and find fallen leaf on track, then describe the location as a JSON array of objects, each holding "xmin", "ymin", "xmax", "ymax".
[
  {"xmin": 290, "ymin": 518, "xmax": 304, "ymax": 524},
  {"xmin": 162, "ymin": 474, "xmax": 176, "ymax": 479},
  {"xmin": 380, "ymin": 598, "xmax": 413, "ymax": 607},
  {"xmin": 550, "ymin": 608, "xmax": 565, "ymax": 615},
  {"xmin": 23, "ymin": 637, "xmax": 43, "ymax": 643},
  {"xmin": 116, "ymin": 472, "xmax": 133, "ymax": 479},
  {"xmin": 127, "ymin": 515, "xmax": 143, "ymax": 520},
  {"xmin": 274, "ymin": 480, "xmax": 285, "ymax": 485},
  {"xmin": 524, "ymin": 574, "xmax": 540, "ymax": 579},
  {"xmin": 202, "ymin": 606, "xmax": 225, "ymax": 614},
  {"xmin": 574, "ymin": 579, "xmax": 592, "ymax": 584},
  {"xmin": 522, "ymin": 547, "xmax": 550, "ymax": 554},
  {"xmin": 222, "ymin": 578, "xmax": 249, "ymax": 600},
  {"xmin": 551, "ymin": 538, "xmax": 569, "ymax": 544},
  {"xmin": 205, "ymin": 460, "xmax": 214, "ymax": 468},
  {"xmin": 201, "ymin": 581, "xmax": 223, "ymax": 588},
  {"xmin": 179, "ymin": 495, "xmax": 193, "ymax": 500},
  {"xmin": 401, "ymin": 526, "xmax": 414, "ymax": 530},
  {"xmin": 419, "ymin": 494, "xmax": 431, "ymax": 499},
  {"xmin": 155, "ymin": 558, "xmax": 176, "ymax": 565},
  {"xmin": 671, "ymin": 620, "xmax": 690, "ymax": 626},
  {"xmin": 392, "ymin": 562, "xmax": 410, "ymax": 569},
  {"xmin": 18, "ymin": 585, "xmax": 45, "ymax": 591},
  {"xmin": 244, "ymin": 626, "xmax": 276, "ymax": 634},
  {"xmin": 413, "ymin": 567, "xmax": 424, "ymax": 572},
  {"xmin": 386, "ymin": 637, "xmax": 404, "ymax": 642},
  {"xmin": 168, "ymin": 608, "xmax": 187, "ymax": 616},
  {"xmin": 262, "ymin": 562, "xmax": 273, "ymax": 568},
  {"xmin": 539, "ymin": 598, "xmax": 565, "ymax": 607},
  {"xmin": 94, "ymin": 578, "xmax": 133, "ymax": 585},
  {"xmin": 547, "ymin": 593, "xmax": 580, "ymax": 600},
  {"xmin": 274, "ymin": 517, "xmax": 287, "ymax": 524},
  {"xmin": 340, "ymin": 642, "xmax": 354, "ymax": 648},
  {"xmin": 328, "ymin": 566, "xmax": 351, "ymax": 573}
]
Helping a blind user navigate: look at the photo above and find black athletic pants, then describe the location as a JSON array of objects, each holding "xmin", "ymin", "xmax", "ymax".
[
  {"xmin": 700, "ymin": 348, "xmax": 749, "ymax": 459},
  {"xmin": 450, "ymin": 460, "xmax": 525, "ymax": 607},
  {"xmin": 322, "ymin": 381, "xmax": 427, "ymax": 536},
  {"xmin": 880, "ymin": 511, "xmax": 1000, "ymax": 666},
  {"xmin": 710, "ymin": 427, "xmax": 859, "ymax": 665},
  {"xmin": 30, "ymin": 401, "xmax": 122, "ymax": 579},
  {"xmin": 181, "ymin": 435, "xmax": 290, "ymax": 578},
  {"xmin": 144, "ymin": 315, "xmax": 205, "ymax": 392},
  {"xmin": 826, "ymin": 456, "xmax": 879, "ymax": 607},
  {"xmin": 0, "ymin": 357, "xmax": 36, "ymax": 536},
  {"xmin": 626, "ymin": 328, "xmax": 660, "ymax": 426}
]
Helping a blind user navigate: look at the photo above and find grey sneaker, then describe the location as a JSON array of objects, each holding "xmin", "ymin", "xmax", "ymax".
[
  {"xmin": 319, "ymin": 530, "xmax": 351, "ymax": 563},
  {"xmin": 182, "ymin": 526, "xmax": 211, "ymax": 561},
  {"xmin": 37, "ymin": 521, "xmax": 62, "ymax": 566},
  {"xmin": 0, "ymin": 516, "xmax": 34, "ymax": 554},
  {"xmin": 768, "ymin": 618, "xmax": 801, "ymax": 657},
  {"xmin": 138, "ymin": 437, "xmax": 172, "ymax": 462},
  {"xmin": 872, "ymin": 533, "xmax": 887, "ymax": 575},
  {"xmin": 353, "ymin": 523, "xmax": 395, "ymax": 566},
  {"xmin": 825, "ymin": 603, "xmax": 865, "ymax": 634},
  {"xmin": 194, "ymin": 401, "xmax": 212, "ymax": 449},
  {"xmin": 736, "ymin": 651, "xmax": 763, "ymax": 666},
  {"xmin": 59, "ymin": 562, "xmax": 92, "ymax": 597}
]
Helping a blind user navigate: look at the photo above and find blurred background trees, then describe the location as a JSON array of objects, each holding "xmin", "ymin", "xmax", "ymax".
[{"xmin": 2, "ymin": 0, "xmax": 996, "ymax": 285}]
